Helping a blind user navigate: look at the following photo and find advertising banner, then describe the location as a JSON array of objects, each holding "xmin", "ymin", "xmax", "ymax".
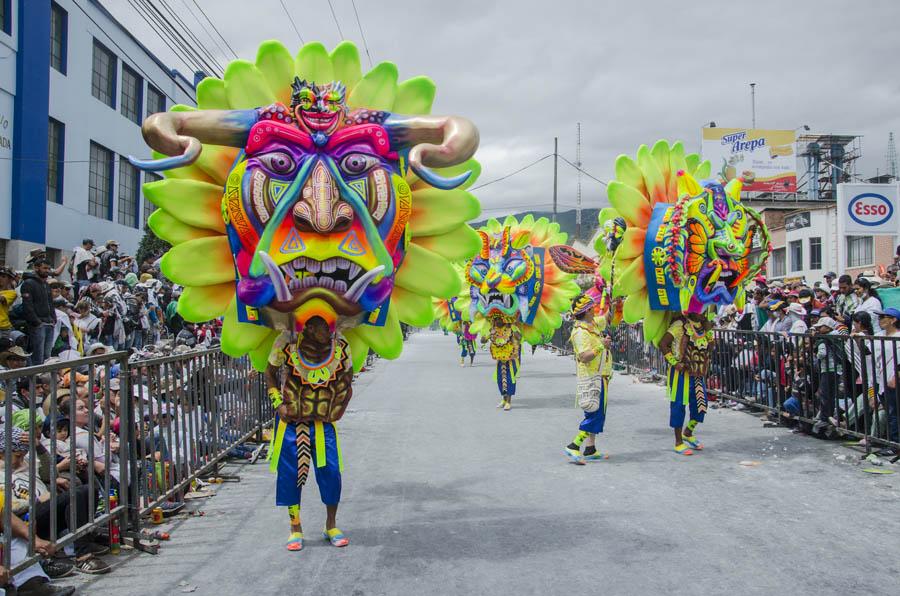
[
  {"xmin": 836, "ymin": 183, "xmax": 900, "ymax": 235},
  {"xmin": 701, "ymin": 128, "xmax": 797, "ymax": 193}
]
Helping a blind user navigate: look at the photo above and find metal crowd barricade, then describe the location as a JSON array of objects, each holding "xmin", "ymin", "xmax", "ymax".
[
  {"xmin": 2, "ymin": 348, "xmax": 271, "ymax": 575},
  {"xmin": 614, "ymin": 324, "xmax": 900, "ymax": 454},
  {"xmin": 1, "ymin": 352, "xmax": 130, "ymax": 575}
]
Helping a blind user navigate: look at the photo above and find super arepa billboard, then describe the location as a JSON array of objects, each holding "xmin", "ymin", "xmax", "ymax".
[{"xmin": 702, "ymin": 128, "xmax": 797, "ymax": 193}]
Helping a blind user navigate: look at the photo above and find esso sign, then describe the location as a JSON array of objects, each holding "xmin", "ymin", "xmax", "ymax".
[{"xmin": 848, "ymin": 193, "xmax": 894, "ymax": 227}]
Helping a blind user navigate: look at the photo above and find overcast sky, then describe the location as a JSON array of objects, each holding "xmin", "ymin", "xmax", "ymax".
[{"xmin": 108, "ymin": 0, "xmax": 900, "ymax": 216}]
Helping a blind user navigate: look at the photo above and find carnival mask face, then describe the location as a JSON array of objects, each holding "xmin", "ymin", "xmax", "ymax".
[
  {"xmin": 291, "ymin": 79, "xmax": 347, "ymax": 135},
  {"xmin": 228, "ymin": 78, "xmax": 413, "ymax": 332},
  {"xmin": 684, "ymin": 181, "xmax": 756, "ymax": 308},
  {"xmin": 467, "ymin": 227, "xmax": 535, "ymax": 319}
]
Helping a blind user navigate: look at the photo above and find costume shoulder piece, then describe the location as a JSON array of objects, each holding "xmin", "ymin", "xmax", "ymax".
[
  {"xmin": 458, "ymin": 214, "xmax": 580, "ymax": 344},
  {"xmin": 600, "ymin": 141, "xmax": 771, "ymax": 345},
  {"xmin": 130, "ymin": 41, "xmax": 484, "ymax": 371}
]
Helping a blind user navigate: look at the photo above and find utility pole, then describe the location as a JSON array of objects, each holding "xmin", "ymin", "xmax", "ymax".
[
  {"xmin": 750, "ymin": 82, "xmax": 756, "ymax": 128},
  {"xmin": 552, "ymin": 137, "xmax": 558, "ymax": 223},
  {"xmin": 575, "ymin": 123, "xmax": 582, "ymax": 240}
]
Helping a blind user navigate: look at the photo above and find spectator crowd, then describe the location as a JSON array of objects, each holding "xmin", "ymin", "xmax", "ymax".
[
  {"xmin": 710, "ymin": 264, "xmax": 900, "ymax": 455},
  {"xmin": 0, "ymin": 238, "xmax": 247, "ymax": 595},
  {"xmin": 1, "ymin": 238, "xmax": 223, "ymax": 371}
]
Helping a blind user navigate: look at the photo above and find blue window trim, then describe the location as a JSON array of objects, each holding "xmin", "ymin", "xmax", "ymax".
[
  {"xmin": 49, "ymin": 117, "xmax": 65, "ymax": 204},
  {"xmin": 106, "ymin": 151, "xmax": 115, "ymax": 221},
  {"xmin": 1, "ymin": 0, "xmax": 11, "ymax": 35},
  {"xmin": 121, "ymin": 63, "xmax": 143, "ymax": 125},
  {"xmin": 50, "ymin": 1, "xmax": 67, "ymax": 74},
  {"xmin": 92, "ymin": 38, "xmax": 117, "ymax": 109},
  {"xmin": 132, "ymin": 167, "xmax": 141, "ymax": 228}
]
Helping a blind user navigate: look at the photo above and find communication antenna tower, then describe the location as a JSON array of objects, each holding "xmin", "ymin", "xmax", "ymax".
[
  {"xmin": 575, "ymin": 122, "xmax": 582, "ymax": 240},
  {"xmin": 887, "ymin": 132, "xmax": 898, "ymax": 180}
]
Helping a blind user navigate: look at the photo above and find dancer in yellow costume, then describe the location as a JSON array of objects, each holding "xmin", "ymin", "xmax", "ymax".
[{"xmin": 130, "ymin": 40, "xmax": 482, "ymax": 550}]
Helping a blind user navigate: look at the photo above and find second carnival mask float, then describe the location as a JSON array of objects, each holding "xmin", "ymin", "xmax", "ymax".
[
  {"xmin": 457, "ymin": 216, "xmax": 580, "ymax": 409},
  {"xmin": 129, "ymin": 40, "xmax": 484, "ymax": 539}
]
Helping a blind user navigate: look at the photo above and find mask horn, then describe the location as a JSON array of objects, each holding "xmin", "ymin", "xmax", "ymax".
[
  {"xmin": 128, "ymin": 109, "xmax": 258, "ymax": 171},
  {"xmin": 478, "ymin": 231, "xmax": 490, "ymax": 259},
  {"xmin": 385, "ymin": 114, "xmax": 479, "ymax": 190}
]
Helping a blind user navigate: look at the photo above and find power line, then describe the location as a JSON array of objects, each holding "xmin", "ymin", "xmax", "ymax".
[
  {"xmin": 187, "ymin": 0, "xmax": 238, "ymax": 59},
  {"xmin": 277, "ymin": 0, "xmax": 305, "ymax": 46},
  {"xmin": 158, "ymin": 0, "xmax": 225, "ymax": 75},
  {"xmin": 558, "ymin": 154, "xmax": 608, "ymax": 186},
  {"xmin": 180, "ymin": 0, "xmax": 231, "ymax": 62},
  {"xmin": 326, "ymin": 0, "xmax": 346, "ymax": 40},
  {"xmin": 132, "ymin": 0, "xmax": 221, "ymax": 78},
  {"xmin": 469, "ymin": 154, "xmax": 553, "ymax": 191},
  {"xmin": 350, "ymin": 0, "xmax": 374, "ymax": 68}
]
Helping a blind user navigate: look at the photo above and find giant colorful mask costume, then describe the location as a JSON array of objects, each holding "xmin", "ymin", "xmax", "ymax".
[
  {"xmin": 130, "ymin": 40, "xmax": 482, "ymax": 546},
  {"xmin": 599, "ymin": 140, "xmax": 770, "ymax": 454},
  {"xmin": 459, "ymin": 215, "xmax": 579, "ymax": 409}
]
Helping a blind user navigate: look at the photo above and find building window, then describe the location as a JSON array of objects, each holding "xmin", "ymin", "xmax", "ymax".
[
  {"xmin": 118, "ymin": 158, "xmax": 140, "ymax": 228},
  {"xmin": 1, "ymin": 0, "xmax": 10, "ymax": 36},
  {"xmin": 47, "ymin": 118, "xmax": 65, "ymax": 204},
  {"xmin": 846, "ymin": 236, "xmax": 874, "ymax": 268},
  {"xmin": 146, "ymin": 85, "xmax": 166, "ymax": 118},
  {"xmin": 789, "ymin": 240, "xmax": 803, "ymax": 272},
  {"xmin": 91, "ymin": 39, "xmax": 116, "ymax": 108},
  {"xmin": 143, "ymin": 172, "xmax": 162, "ymax": 228},
  {"xmin": 809, "ymin": 237, "xmax": 822, "ymax": 270},
  {"xmin": 89, "ymin": 142, "xmax": 114, "ymax": 220},
  {"xmin": 50, "ymin": 2, "xmax": 67, "ymax": 74},
  {"xmin": 120, "ymin": 65, "xmax": 142, "ymax": 124},
  {"xmin": 771, "ymin": 247, "xmax": 786, "ymax": 277}
]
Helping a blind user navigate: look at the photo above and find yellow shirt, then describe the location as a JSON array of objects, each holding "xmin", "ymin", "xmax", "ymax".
[
  {"xmin": 0, "ymin": 289, "xmax": 17, "ymax": 329},
  {"xmin": 570, "ymin": 321, "xmax": 611, "ymax": 378}
]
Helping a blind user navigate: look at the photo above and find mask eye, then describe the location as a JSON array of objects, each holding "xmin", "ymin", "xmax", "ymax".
[
  {"xmin": 504, "ymin": 259, "xmax": 525, "ymax": 279},
  {"xmin": 470, "ymin": 263, "xmax": 488, "ymax": 282},
  {"xmin": 257, "ymin": 151, "xmax": 296, "ymax": 176},
  {"xmin": 340, "ymin": 153, "xmax": 379, "ymax": 176}
]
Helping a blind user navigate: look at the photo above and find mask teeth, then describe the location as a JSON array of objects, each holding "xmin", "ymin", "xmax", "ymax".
[
  {"xmin": 344, "ymin": 265, "xmax": 385, "ymax": 302},
  {"xmin": 258, "ymin": 251, "xmax": 291, "ymax": 302}
]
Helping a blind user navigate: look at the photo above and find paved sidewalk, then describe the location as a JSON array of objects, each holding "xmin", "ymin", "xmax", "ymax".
[{"xmin": 74, "ymin": 330, "xmax": 900, "ymax": 595}]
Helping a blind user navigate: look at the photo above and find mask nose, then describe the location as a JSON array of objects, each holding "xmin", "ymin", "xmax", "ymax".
[{"xmin": 292, "ymin": 161, "xmax": 353, "ymax": 233}]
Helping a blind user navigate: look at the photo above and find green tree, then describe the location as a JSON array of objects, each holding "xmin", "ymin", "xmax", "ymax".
[{"xmin": 136, "ymin": 223, "xmax": 170, "ymax": 266}]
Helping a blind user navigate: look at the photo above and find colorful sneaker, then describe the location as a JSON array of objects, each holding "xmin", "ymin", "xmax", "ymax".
[
  {"xmin": 674, "ymin": 443, "xmax": 694, "ymax": 456},
  {"xmin": 323, "ymin": 528, "xmax": 349, "ymax": 547},
  {"xmin": 285, "ymin": 532, "xmax": 304, "ymax": 551},
  {"xmin": 583, "ymin": 451, "xmax": 609, "ymax": 461},
  {"xmin": 503, "ymin": 401, "xmax": 511, "ymax": 411},
  {"xmin": 682, "ymin": 435, "xmax": 703, "ymax": 450},
  {"xmin": 565, "ymin": 447, "xmax": 585, "ymax": 464},
  {"xmin": 497, "ymin": 400, "xmax": 506, "ymax": 409}
]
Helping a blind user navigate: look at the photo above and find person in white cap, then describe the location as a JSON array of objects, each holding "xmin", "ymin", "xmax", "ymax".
[{"xmin": 784, "ymin": 303, "xmax": 808, "ymax": 335}]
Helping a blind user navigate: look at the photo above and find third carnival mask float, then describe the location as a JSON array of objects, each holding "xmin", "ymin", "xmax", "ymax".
[
  {"xmin": 599, "ymin": 140, "xmax": 771, "ymax": 454},
  {"xmin": 130, "ymin": 40, "xmax": 483, "ymax": 546},
  {"xmin": 458, "ymin": 215, "xmax": 580, "ymax": 409}
]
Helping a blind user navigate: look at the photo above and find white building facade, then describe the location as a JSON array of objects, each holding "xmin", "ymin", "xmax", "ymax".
[
  {"xmin": 768, "ymin": 204, "xmax": 896, "ymax": 284},
  {"xmin": 1, "ymin": 0, "xmax": 196, "ymax": 270}
]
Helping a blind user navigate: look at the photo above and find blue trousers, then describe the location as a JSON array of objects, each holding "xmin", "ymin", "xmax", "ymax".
[
  {"xmin": 275, "ymin": 421, "xmax": 342, "ymax": 507},
  {"xmin": 496, "ymin": 360, "xmax": 518, "ymax": 397},
  {"xmin": 667, "ymin": 367, "xmax": 707, "ymax": 429},
  {"xmin": 579, "ymin": 376, "xmax": 609, "ymax": 434}
]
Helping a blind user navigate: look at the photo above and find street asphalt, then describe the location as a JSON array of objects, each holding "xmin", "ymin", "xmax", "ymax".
[{"xmin": 71, "ymin": 330, "xmax": 900, "ymax": 596}]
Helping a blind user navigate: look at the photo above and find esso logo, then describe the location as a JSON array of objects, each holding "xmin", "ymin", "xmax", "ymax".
[{"xmin": 848, "ymin": 193, "xmax": 894, "ymax": 227}]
